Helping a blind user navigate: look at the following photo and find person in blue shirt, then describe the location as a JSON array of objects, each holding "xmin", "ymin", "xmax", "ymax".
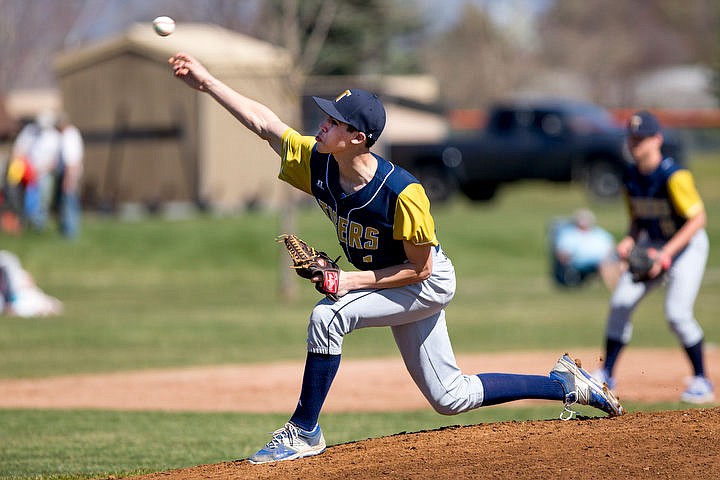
[{"xmin": 553, "ymin": 208, "xmax": 619, "ymax": 289}]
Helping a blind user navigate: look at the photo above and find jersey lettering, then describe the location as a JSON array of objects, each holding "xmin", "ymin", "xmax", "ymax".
[
  {"xmin": 317, "ymin": 196, "xmax": 386, "ymax": 253},
  {"xmin": 316, "ymin": 196, "xmax": 385, "ymax": 253},
  {"xmin": 630, "ymin": 198, "xmax": 677, "ymax": 237},
  {"xmin": 630, "ymin": 198, "xmax": 671, "ymax": 218},
  {"xmin": 337, "ymin": 217, "xmax": 348, "ymax": 244},
  {"xmin": 328, "ymin": 214, "xmax": 381, "ymax": 251},
  {"xmin": 363, "ymin": 227, "xmax": 379, "ymax": 250},
  {"xmin": 317, "ymin": 199, "xmax": 337, "ymax": 224},
  {"xmin": 348, "ymin": 221, "xmax": 364, "ymax": 249}
]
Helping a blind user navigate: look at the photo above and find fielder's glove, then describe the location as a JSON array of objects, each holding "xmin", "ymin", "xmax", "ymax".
[
  {"xmin": 627, "ymin": 246, "xmax": 670, "ymax": 282},
  {"xmin": 277, "ymin": 234, "xmax": 341, "ymax": 301}
]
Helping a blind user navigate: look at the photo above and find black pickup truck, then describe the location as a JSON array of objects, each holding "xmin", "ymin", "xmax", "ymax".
[{"xmin": 389, "ymin": 99, "xmax": 684, "ymax": 202}]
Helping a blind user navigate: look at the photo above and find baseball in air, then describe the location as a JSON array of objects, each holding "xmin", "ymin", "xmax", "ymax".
[{"xmin": 152, "ymin": 16, "xmax": 175, "ymax": 36}]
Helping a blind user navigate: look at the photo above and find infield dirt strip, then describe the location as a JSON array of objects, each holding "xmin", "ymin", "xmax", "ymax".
[
  {"xmin": 2, "ymin": 348, "xmax": 719, "ymax": 480},
  {"xmin": 0, "ymin": 348, "xmax": 717, "ymax": 412}
]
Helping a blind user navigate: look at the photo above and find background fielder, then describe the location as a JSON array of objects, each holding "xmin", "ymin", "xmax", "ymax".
[
  {"xmin": 593, "ymin": 111, "xmax": 713, "ymax": 404},
  {"xmin": 169, "ymin": 51, "xmax": 623, "ymax": 465}
]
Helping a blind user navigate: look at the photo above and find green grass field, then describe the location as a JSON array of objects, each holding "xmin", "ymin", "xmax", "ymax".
[{"xmin": 0, "ymin": 153, "xmax": 718, "ymax": 479}]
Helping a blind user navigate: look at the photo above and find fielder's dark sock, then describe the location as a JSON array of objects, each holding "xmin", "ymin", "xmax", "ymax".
[
  {"xmin": 289, "ymin": 352, "xmax": 341, "ymax": 432},
  {"xmin": 477, "ymin": 373, "xmax": 565, "ymax": 405},
  {"xmin": 603, "ymin": 338, "xmax": 625, "ymax": 376},
  {"xmin": 684, "ymin": 340, "xmax": 705, "ymax": 377}
]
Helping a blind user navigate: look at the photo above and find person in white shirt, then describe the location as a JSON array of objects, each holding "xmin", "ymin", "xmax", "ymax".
[
  {"xmin": 10, "ymin": 110, "xmax": 60, "ymax": 231},
  {"xmin": 55, "ymin": 112, "xmax": 84, "ymax": 238}
]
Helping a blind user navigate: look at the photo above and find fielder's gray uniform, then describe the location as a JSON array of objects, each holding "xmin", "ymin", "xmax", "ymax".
[{"xmin": 607, "ymin": 229, "xmax": 708, "ymax": 347}]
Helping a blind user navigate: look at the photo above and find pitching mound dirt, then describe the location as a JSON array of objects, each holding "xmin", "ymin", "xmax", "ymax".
[{"xmin": 124, "ymin": 407, "xmax": 719, "ymax": 480}]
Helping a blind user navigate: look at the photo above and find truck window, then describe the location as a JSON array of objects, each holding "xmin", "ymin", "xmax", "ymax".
[{"xmin": 492, "ymin": 110, "xmax": 517, "ymax": 133}]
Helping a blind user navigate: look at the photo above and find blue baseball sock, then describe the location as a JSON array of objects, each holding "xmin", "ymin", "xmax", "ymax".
[
  {"xmin": 603, "ymin": 338, "xmax": 625, "ymax": 376},
  {"xmin": 684, "ymin": 340, "xmax": 705, "ymax": 377},
  {"xmin": 477, "ymin": 373, "xmax": 565, "ymax": 406},
  {"xmin": 289, "ymin": 352, "xmax": 341, "ymax": 432}
]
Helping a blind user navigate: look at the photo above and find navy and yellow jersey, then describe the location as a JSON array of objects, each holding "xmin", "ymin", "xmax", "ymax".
[
  {"xmin": 623, "ymin": 157, "xmax": 705, "ymax": 241},
  {"xmin": 278, "ymin": 128, "xmax": 438, "ymax": 270}
]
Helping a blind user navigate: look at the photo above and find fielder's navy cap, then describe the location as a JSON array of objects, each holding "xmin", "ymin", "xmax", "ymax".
[
  {"xmin": 313, "ymin": 89, "xmax": 386, "ymax": 140},
  {"xmin": 627, "ymin": 110, "xmax": 662, "ymax": 138}
]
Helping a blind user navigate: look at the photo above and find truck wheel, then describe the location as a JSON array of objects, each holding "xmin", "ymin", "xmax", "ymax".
[
  {"xmin": 459, "ymin": 181, "xmax": 498, "ymax": 201},
  {"xmin": 587, "ymin": 161, "xmax": 622, "ymax": 198},
  {"xmin": 417, "ymin": 167, "xmax": 456, "ymax": 203}
]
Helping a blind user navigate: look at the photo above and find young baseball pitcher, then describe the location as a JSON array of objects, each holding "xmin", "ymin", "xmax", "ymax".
[{"xmin": 169, "ymin": 52, "xmax": 624, "ymax": 464}]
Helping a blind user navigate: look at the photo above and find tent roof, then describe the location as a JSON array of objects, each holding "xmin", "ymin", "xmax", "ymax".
[{"xmin": 55, "ymin": 23, "xmax": 292, "ymax": 77}]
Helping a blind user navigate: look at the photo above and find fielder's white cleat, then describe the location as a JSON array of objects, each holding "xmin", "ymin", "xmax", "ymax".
[{"xmin": 680, "ymin": 376, "xmax": 715, "ymax": 404}]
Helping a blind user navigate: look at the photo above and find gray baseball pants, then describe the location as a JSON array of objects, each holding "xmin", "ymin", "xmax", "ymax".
[
  {"xmin": 306, "ymin": 247, "xmax": 485, "ymax": 415},
  {"xmin": 606, "ymin": 229, "xmax": 709, "ymax": 347}
]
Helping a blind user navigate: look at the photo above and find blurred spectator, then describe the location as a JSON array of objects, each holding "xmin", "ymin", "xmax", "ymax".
[
  {"xmin": 10, "ymin": 110, "xmax": 61, "ymax": 231},
  {"xmin": 3, "ymin": 133, "xmax": 36, "ymax": 234},
  {"xmin": 0, "ymin": 250, "xmax": 62, "ymax": 317},
  {"xmin": 54, "ymin": 112, "xmax": 84, "ymax": 238},
  {"xmin": 550, "ymin": 208, "xmax": 621, "ymax": 289},
  {"xmin": 1, "ymin": 151, "xmax": 22, "ymax": 234}
]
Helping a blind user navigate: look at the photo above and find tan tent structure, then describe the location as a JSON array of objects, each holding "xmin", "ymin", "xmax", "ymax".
[{"xmin": 54, "ymin": 23, "xmax": 296, "ymax": 213}]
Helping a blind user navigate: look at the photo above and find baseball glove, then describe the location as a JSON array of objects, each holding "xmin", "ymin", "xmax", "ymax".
[
  {"xmin": 627, "ymin": 246, "xmax": 656, "ymax": 282},
  {"xmin": 277, "ymin": 234, "xmax": 341, "ymax": 301}
]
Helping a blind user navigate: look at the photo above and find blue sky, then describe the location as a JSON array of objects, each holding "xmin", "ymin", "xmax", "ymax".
[{"xmin": 417, "ymin": 0, "xmax": 554, "ymax": 32}]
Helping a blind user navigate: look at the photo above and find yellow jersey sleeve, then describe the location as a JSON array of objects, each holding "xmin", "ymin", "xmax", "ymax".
[
  {"xmin": 668, "ymin": 170, "xmax": 705, "ymax": 218},
  {"xmin": 278, "ymin": 128, "xmax": 316, "ymax": 195},
  {"xmin": 393, "ymin": 183, "xmax": 438, "ymax": 246}
]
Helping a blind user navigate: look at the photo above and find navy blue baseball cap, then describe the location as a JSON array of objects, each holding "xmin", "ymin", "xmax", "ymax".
[
  {"xmin": 627, "ymin": 110, "xmax": 662, "ymax": 138},
  {"xmin": 313, "ymin": 89, "xmax": 386, "ymax": 140}
]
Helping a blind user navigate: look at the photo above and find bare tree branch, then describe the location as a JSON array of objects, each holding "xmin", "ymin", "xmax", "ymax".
[
  {"xmin": 282, "ymin": 0, "xmax": 302, "ymax": 61},
  {"xmin": 298, "ymin": 0, "xmax": 338, "ymax": 75}
]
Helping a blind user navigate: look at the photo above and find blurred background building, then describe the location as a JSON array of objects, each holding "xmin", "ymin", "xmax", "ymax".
[{"xmin": 54, "ymin": 23, "xmax": 293, "ymax": 213}]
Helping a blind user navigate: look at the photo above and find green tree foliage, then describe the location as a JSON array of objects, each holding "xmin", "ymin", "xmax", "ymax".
[{"xmin": 254, "ymin": 0, "xmax": 426, "ymax": 76}]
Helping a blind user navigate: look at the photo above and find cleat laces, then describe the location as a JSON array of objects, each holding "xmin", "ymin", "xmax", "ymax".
[
  {"xmin": 560, "ymin": 390, "xmax": 579, "ymax": 421},
  {"xmin": 266, "ymin": 423, "xmax": 300, "ymax": 449}
]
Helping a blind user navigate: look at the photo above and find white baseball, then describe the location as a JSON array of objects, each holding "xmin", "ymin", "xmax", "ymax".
[{"xmin": 152, "ymin": 16, "xmax": 175, "ymax": 37}]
